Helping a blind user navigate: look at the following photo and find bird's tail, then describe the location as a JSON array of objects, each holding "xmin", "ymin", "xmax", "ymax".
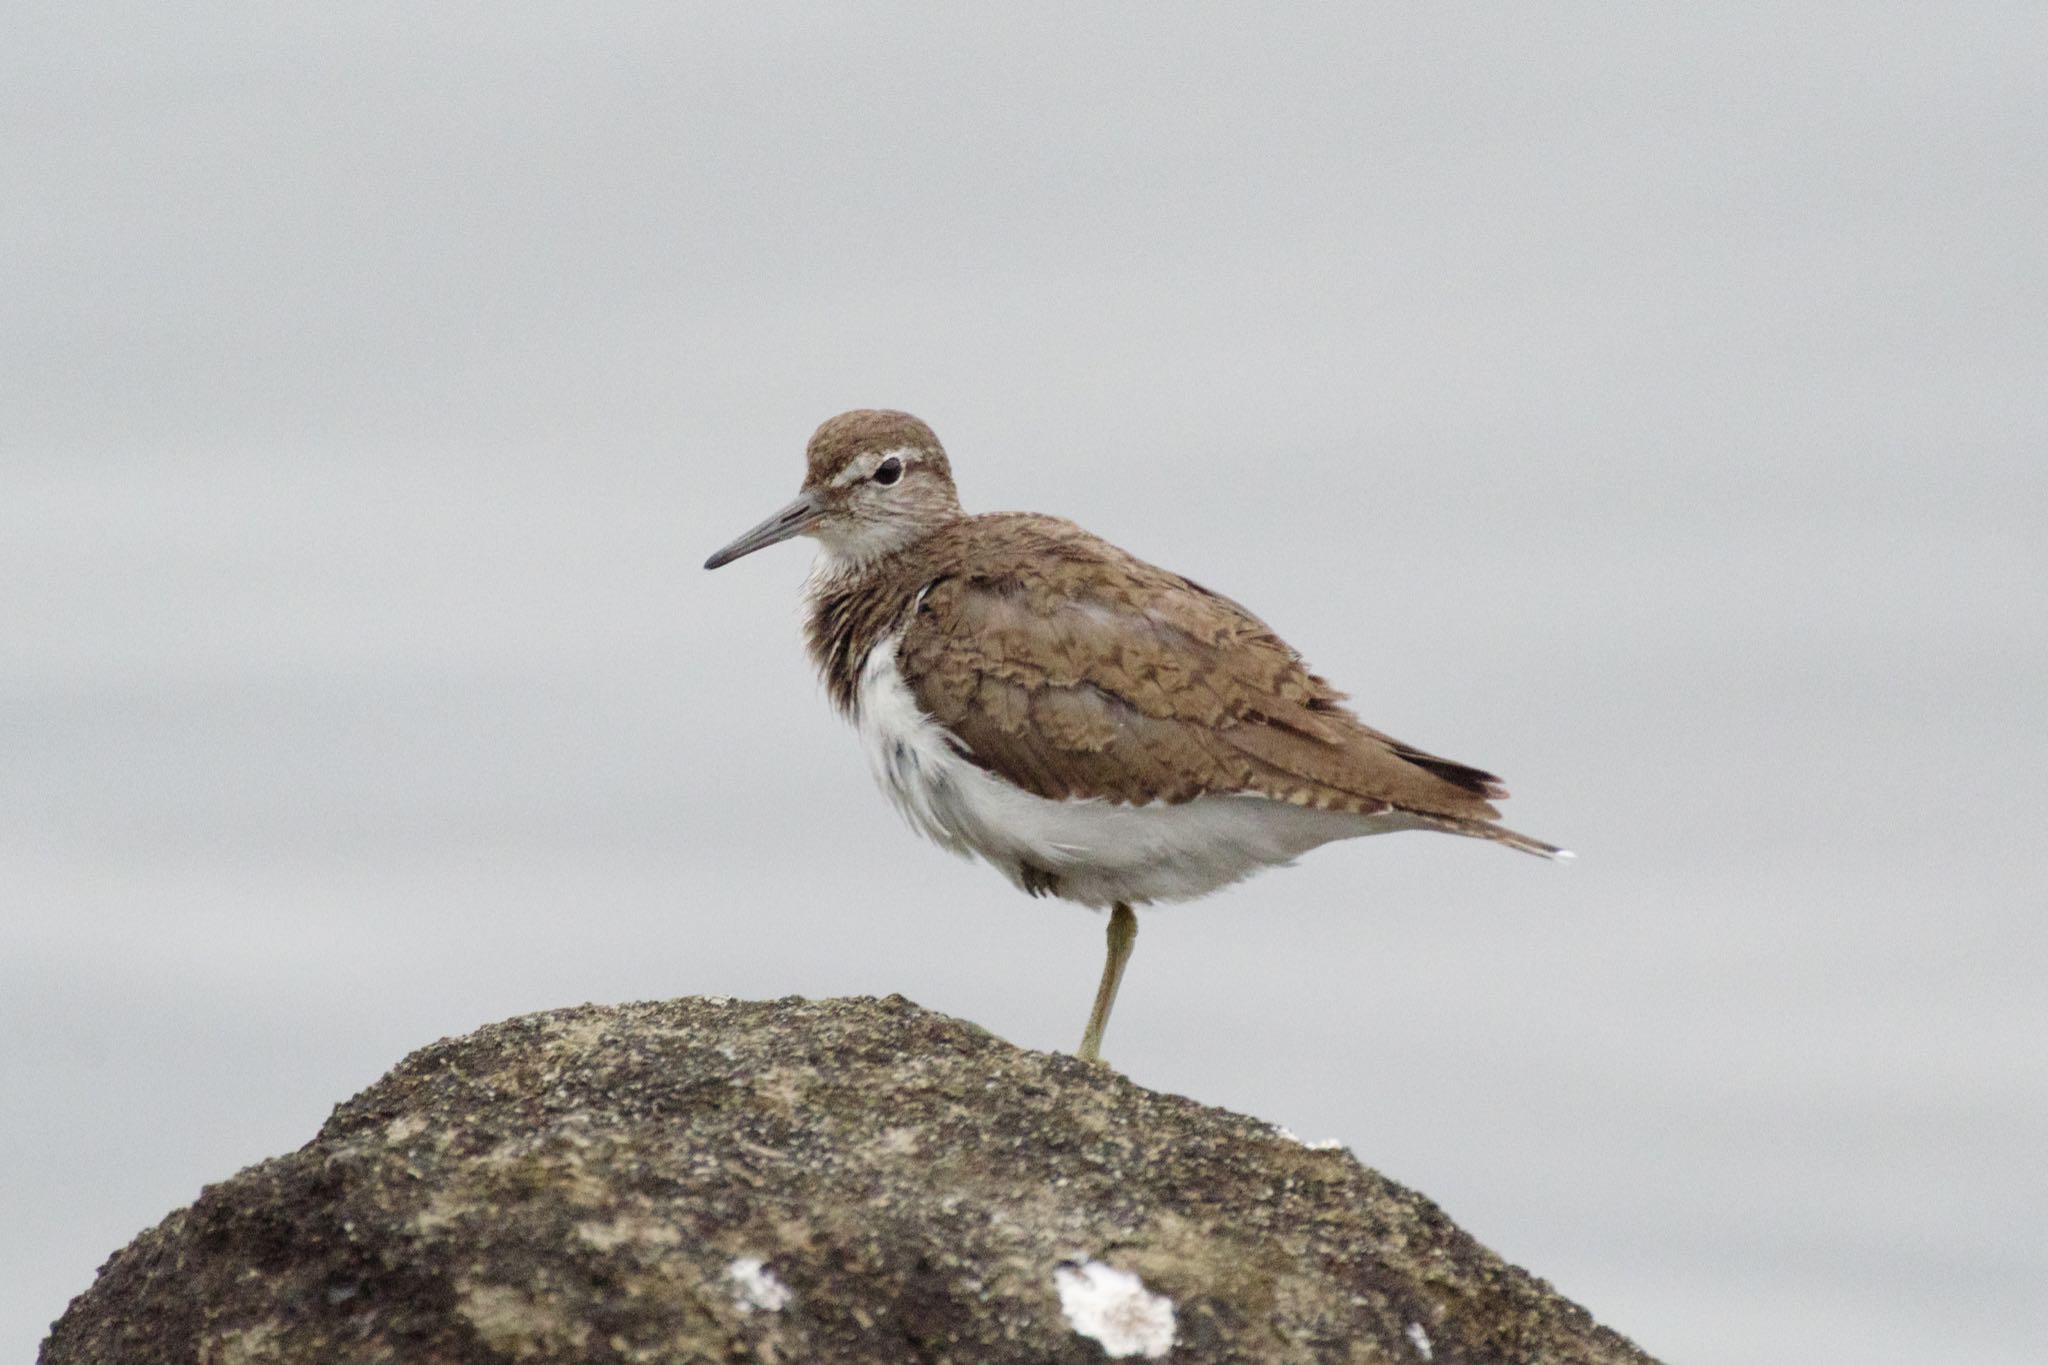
[{"xmin": 1421, "ymin": 815, "xmax": 1574, "ymax": 861}]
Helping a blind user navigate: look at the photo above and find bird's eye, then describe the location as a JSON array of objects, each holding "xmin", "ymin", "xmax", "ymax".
[{"xmin": 873, "ymin": 456, "xmax": 903, "ymax": 486}]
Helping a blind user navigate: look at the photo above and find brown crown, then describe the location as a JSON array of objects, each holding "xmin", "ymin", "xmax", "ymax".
[{"xmin": 804, "ymin": 410, "xmax": 950, "ymax": 488}]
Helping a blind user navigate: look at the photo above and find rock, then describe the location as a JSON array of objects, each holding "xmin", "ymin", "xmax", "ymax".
[{"xmin": 40, "ymin": 995, "xmax": 1658, "ymax": 1364}]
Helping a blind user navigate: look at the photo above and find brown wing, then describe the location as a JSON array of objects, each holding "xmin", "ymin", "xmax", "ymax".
[{"xmin": 894, "ymin": 516, "xmax": 1508, "ymax": 822}]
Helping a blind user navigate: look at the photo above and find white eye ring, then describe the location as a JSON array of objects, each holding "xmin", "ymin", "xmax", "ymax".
[{"xmin": 872, "ymin": 456, "xmax": 904, "ymax": 486}]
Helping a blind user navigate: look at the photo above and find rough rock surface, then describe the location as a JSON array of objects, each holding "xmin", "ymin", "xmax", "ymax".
[{"xmin": 42, "ymin": 995, "xmax": 1659, "ymax": 1364}]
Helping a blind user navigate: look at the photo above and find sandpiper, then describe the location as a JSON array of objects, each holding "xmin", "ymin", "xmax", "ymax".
[{"xmin": 705, "ymin": 410, "xmax": 1566, "ymax": 1064}]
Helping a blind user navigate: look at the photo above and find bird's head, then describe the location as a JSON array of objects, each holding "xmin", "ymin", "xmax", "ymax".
[{"xmin": 704, "ymin": 409, "xmax": 962, "ymax": 571}]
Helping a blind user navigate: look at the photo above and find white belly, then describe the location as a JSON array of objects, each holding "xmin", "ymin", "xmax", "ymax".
[{"xmin": 852, "ymin": 637, "xmax": 1420, "ymax": 908}]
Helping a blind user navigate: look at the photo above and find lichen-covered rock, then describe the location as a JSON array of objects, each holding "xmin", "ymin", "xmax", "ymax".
[{"xmin": 41, "ymin": 996, "xmax": 1659, "ymax": 1364}]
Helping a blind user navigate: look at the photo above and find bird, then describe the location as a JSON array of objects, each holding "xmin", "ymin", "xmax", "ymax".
[{"xmin": 704, "ymin": 410, "xmax": 1567, "ymax": 1065}]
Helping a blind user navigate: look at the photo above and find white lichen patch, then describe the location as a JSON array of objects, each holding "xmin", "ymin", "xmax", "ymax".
[
  {"xmin": 1053, "ymin": 1260, "xmax": 1176, "ymax": 1359},
  {"xmin": 1406, "ymin": 1321, "xmax": 1435, "ymax": 1359},
  {"xmin": 1272, "ymin": 1124, "xmax": 1347, "ymax": 1151},
  {"xmin": 727, "ymin": 1256, "xmax": 793, "ymax": 1313}
]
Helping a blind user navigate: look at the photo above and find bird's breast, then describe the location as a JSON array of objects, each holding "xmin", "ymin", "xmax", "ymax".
[
  {"xmin": 802, "ymin": 557, "xmax": 926, "ymax": 718},
  {"xmin": 852, "ymin": 633, "xmax": 978, "ymax": 857}
]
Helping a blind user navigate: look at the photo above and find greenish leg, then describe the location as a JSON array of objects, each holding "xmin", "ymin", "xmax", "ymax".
[{"xmin": 1076, "ymin": 902, "xmax": 1138, "ymax": 1065}]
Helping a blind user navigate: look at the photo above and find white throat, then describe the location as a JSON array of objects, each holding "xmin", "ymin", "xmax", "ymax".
[{"xmin": 807, "ymin": 519, "xmax": 922, "ymax": 575}]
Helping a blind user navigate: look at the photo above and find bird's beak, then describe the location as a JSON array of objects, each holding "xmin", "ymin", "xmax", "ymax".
[{"xmin": 703, "ymin": 490, "xmax": 825, "ymax": 570}]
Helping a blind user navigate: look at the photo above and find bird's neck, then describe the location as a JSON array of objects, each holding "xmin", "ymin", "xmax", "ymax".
[{"xmin": 803, "ymin": 534, "xmax": 949, "ymax": 718}]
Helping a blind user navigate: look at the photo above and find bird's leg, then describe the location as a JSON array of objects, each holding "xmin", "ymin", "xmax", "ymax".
[{"xmin": 1076, "ymin": 902, "xmax": 1138, "ymax": 1065}]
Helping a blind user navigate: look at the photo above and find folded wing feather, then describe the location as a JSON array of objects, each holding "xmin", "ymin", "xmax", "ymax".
[{"xmin": 893, "ymin": 515, "xmax": 1508, "ymax": 822}]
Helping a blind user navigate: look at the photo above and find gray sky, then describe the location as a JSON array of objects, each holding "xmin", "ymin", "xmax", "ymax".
[{"xmin": 5, "ymin": 5, "xmax": 2045, "ymax": 1361}]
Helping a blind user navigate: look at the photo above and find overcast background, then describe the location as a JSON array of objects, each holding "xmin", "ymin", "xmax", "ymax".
[{"xmin": 5, "ymin": 4, "xmax": 2044, "ymax": 1361}]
